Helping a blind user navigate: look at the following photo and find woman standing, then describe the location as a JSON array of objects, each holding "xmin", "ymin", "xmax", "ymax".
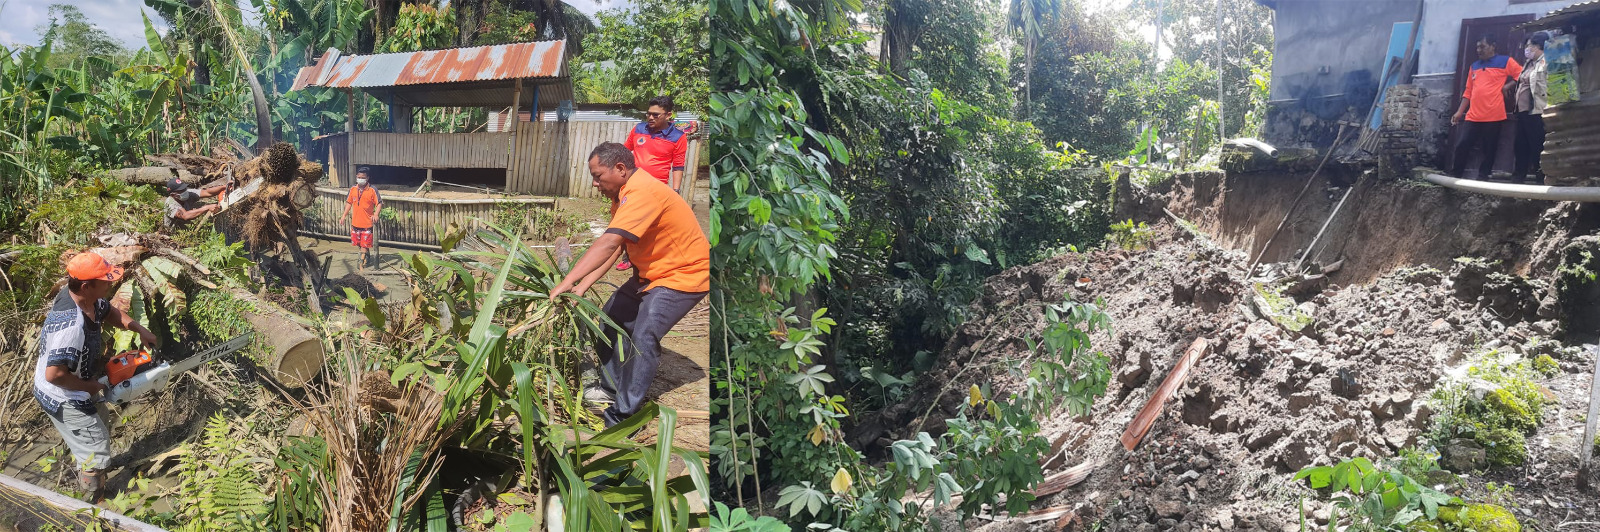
[{"xmin": 1514, "ymin": 31, "xmax": 1552, "ymax": 184}]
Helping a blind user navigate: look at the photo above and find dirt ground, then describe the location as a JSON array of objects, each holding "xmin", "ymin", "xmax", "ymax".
[{"xmin": 852, "ymin": 222, "xmax": 1600, "ymax": 531}]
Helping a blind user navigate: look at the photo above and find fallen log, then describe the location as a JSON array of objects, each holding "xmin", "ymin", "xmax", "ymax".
[
  {"xmin": 109, "ymin": 166, "xmax": 199, "ymax": 186},
  {"xmin": 1121, "ymin": 338, "xmax": 1211, "ymax": 451},
  {"xmin": 227, "ymin": 287, "xmax": 325, "ymax": 388}
]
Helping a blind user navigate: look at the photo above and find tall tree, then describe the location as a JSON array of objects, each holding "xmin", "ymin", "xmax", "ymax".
[
  {"xmin": 35, "ymin": 4, "xmax": 125, "ymax": 69},
  {"xmin": 579, "ymin": 0, "xmax": 707, "ymax": 111},
  {"xmin": 1008, "ymin": 0, "xmax": 1060, "ymax": 111},
  {"xmin": 1131, "ymin": 0, "xmax": 1272, "ymax": 137}
]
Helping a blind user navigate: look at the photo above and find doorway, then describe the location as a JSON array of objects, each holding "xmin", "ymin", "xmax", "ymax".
[{"xmin": 1442, "ymin": 14, "xmax": 1535, "ymax": 178}]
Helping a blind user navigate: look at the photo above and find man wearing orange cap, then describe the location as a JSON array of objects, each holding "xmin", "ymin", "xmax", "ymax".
[{"xmin": 35, "ymin": 251, "xmax": 158, "ymax": 502}]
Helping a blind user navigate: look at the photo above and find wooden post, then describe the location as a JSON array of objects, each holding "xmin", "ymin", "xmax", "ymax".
[
  {"xmin": 414, "ymin": 168, "xmax": 433, "ymax": 197},
  {"xmin": 346, "ymin": 89, "xmax": 356, "ymax": 186},
  {"xmin": 1580, "ymin": 345, "xmax": 1600, "ymax": 490},
  {"xmin": 509, "ymin": 79, "xmax": 523, "ymax": 194}
]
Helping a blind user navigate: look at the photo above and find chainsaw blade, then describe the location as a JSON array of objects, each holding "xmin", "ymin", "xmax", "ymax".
[{"xmin": 169, "ymin": 332, "xmax": 254, "ymax": 374}]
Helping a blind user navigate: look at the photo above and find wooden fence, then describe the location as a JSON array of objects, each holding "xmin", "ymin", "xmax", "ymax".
[
  {"xmin": 302, "ymin": 186, "xmax": 554, "ymax": 248},
  {"xmin": 351, "ymin": 131, "xmax": 512, "ymax": 169},
  {"xmin": 324, "ymin": 123, "xmax": 703, "ymax": 200}
]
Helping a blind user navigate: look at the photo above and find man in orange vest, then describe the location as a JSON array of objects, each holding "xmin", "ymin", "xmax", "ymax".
[
  {"xmin": 339, "ymin": 167, "xmax": 384, "ymax": 271},
  {"xmin": 551, "ymin": 142, "xmax": 709, "ymax": 427},
  {"xmin": 1450, "ymin": 33, "xmax": 1522, "ymax": 180}
]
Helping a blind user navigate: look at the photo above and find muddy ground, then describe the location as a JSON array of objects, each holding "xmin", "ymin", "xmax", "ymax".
[
  {"xmin": 0, "ymin": 178, "xmax": 711, "ymax": 510},
  {"xmin": 854, "ymin": 220, "xmax": 1600, "ymax": 531}
]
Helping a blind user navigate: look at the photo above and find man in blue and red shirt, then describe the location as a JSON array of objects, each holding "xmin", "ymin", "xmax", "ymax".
[
  {"xmin": 626, "ymin": 95, "xmax": 689, "ymax": 189},
  {"xmin": 1450, "ymin": 33, "xmax": 1522, "ymax": 180}
]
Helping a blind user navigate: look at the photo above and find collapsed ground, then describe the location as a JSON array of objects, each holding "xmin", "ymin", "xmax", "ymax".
[{"xmin": 856, "ymin": 195, "xmax": 1600, "ymax": 530}]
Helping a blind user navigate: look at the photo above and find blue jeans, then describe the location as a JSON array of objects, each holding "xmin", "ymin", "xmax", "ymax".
[{"xmin": 596, "ymin": 278, "xmax": 706, "ymax": 426}]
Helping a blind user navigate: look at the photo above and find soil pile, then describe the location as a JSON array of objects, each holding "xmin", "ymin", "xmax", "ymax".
[{"xmin": 859, "ymin": 224, "xmax": 1600, "ymax": 531}]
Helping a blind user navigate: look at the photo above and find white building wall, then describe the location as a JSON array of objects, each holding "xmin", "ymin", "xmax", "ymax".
[{"xmin": 1417, "ymin": 0, "xmax": 1569, "ymax": 76}]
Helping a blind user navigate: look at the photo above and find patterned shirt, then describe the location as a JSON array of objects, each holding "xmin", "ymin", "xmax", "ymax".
[{"xmin": 33, "ymin": 288, "xmax": 110, "ymax": 415}]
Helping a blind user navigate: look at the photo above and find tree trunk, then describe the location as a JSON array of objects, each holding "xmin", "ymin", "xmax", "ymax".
[
  {"xmin": 882, "ymin": 0, "xmax": 918, "ymax": 75},
  {"xmin": 245, "ymin": 69, "xmax": 275, "ymax": 153},
  {"xmin": 540, "ymin": 0, "xmax": 568, "ymax": 40},
  {"xmin": 455, "ymin": 0, "xmax": 490, "ymax": 46},
  {"xmin": 1024, "ymin": 35, "xmax": 1035, "ymax": 112}
]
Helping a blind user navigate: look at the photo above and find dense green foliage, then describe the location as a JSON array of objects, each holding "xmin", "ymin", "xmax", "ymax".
[
  {"xmin": 712, "ymin": 0, "xmax": 1273, "ymax": 528},
  {"xmin": 579, "ymin": 0, "xmax": 710, "ymax": 112}
]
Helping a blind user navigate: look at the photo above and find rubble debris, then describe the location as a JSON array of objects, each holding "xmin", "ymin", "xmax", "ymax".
[{"xmin": 882, "ymin": 225, "xmax": 1600, "ymax": 530}]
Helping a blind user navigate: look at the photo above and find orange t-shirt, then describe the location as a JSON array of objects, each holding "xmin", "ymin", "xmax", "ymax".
[
  {"xmin": 1462, "ymin": 55, "xmax": 1523, "ymax": 123},
  {"xmin": 606, "ymin": 169, "xmax": 710, "ymax": 293},
  {"xmin": 346, "ymin": 186, "xmax": 380, "ymax": 228}
]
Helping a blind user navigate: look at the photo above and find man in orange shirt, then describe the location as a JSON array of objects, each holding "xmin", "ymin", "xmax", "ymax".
[
  {"xmin": 552, "ymin": 142, "xmax": 709, "ymax": 427},
  {"xmin": 339, "ymin": 167, "xmax": 384, "ymax": 271},
  {"xmin": 1450, "ymin": 34, "xmax": 1522, "ymax": 180}
]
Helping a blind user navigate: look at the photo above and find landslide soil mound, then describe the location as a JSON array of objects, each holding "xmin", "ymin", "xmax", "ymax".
[{"xmin": 857, "ymin": 224, "xmax": 1600, "ymax": 531}]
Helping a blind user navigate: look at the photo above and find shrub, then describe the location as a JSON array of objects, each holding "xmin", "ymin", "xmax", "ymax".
[{"xmin": 1427, "ymin": 351, "xmax": 1547, "ymax": 466}]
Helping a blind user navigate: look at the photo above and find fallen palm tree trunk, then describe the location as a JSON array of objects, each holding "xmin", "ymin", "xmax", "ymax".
[
  {"xmin": 1121, "ymin": 338, "xmax": 1210, "ymax": 451},
  {"xmin": 109, "ymin": 166, "xmax": 200, "ymax": 185},
  {"xmin": 228, "ymin": 287, "xmax": 325, "ymax": 388}
]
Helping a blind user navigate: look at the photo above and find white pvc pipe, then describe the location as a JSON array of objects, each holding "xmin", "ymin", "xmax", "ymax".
[
  {"xmin": 1225, "ymin": 137, "xmax": 1278, "ymax": 158},
  {"xmin": 1421, "ymin": 173, "xmax": 1600, "ymax": 202}
]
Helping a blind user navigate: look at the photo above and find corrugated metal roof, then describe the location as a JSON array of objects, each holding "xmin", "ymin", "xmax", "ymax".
[
  {"xmin": 291, "ymin": 41, "xmax": 568, "ymax": 91},
  {"xmin": 537, "ymin": 110, "xmax": 702, "ymax": 123},
  {"xmin": 1521, "ymin": 0, "xmax": 1600, "ymax": 30}
]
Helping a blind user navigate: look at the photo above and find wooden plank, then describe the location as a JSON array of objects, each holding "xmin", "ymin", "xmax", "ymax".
[
  {"xmin": 1581, "ymin": 345, "xmax": 1600, "ymax": 489},
  {"xmin": 1029, "ymin": 460, "xmax": 1097, "ymax": 498},
  {"xmin": 0, "ymin": 474, "xmax": 168, "ymax": 531},
  {"xmin": 1120, "ymin": 338, "xmax": 1210, "ymax": 451}
]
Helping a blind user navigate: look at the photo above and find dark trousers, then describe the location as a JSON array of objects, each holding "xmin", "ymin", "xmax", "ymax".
[
  {"xmin": 1452, "ymin": 120, "xmax": 1505, "ymax": 178},
  {"xmin": 595, "ymin": 277, "xmax": 706, "ymax": 426},
  {"xmin": 1513, "ymin": 111, "xmax": 1546, "ymax": 181}
]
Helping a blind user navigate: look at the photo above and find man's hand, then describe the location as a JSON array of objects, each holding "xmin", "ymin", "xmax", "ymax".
[
  {"xmin": 1451, "ymin": 111, "xmax": 1465, "ymax": 125},
  {"xmin": 138, "ymin": 330, "xmax": 158, "ymax": 350},
  {"xmin": 550, "ymin": 280, "xmax": 576, "ymax": 303}
]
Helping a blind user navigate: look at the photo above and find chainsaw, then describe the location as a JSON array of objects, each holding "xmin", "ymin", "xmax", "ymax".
[{"xmin": 98, "ymin": 332, "xmax": 254, "ymax": 405}]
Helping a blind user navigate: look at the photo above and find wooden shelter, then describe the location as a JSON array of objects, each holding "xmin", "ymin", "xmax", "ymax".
[{"xmin": 289, "ymin": 41, "xmax": 702, "ymax": 200}]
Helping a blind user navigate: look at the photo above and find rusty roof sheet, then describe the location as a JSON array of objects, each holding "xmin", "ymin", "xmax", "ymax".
[{"xmin": 291, "ymin": 41, "xmax": 567, "ymax": 91}]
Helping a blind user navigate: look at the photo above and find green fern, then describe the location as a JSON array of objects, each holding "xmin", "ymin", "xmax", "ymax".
[{"xmin": 174, "ymin": 413, "xmax": 272, "ymax": 531}]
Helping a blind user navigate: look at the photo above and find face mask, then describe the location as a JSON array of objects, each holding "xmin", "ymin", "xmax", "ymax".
[{"xmin": 356, "ymin": 178, "xmax": 368, "ymax": 186}]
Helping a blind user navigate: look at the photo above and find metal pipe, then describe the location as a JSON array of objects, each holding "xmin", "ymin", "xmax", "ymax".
[
  {"xmin": 1420, "ymin": 173, "xmax": 1600, "ymax": 202},
  {"xmin": 1297, "ymin": 185, "xmax": 1355, "ymax": 269},
  {"xmin": 1225, "ymin": 137, "xmax": 1278, "ymax": 158}
]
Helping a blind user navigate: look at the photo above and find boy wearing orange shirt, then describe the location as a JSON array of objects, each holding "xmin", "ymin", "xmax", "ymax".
[
  {"xmin": 551, "ymin": 142, "xmax": 709, "ymax": 427},
  {"xmin": 339, "ymin": 167, "xmax": 384, "ymax": 271}
]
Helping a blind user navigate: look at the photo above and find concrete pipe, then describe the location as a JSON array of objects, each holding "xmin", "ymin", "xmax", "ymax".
[
  {"xmin": 1420, "ymin": 173, "xmax": 1600, "ymax": 202},
  {"xmin": 230, "ymin": 289, "xmax": 326, "ymax": 388}
]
